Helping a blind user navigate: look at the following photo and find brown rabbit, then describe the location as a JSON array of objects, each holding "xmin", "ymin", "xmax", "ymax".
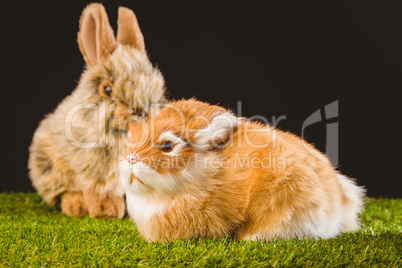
[
  {"xmin": 28, "ymin": 3, "xmax": 166, "ymax": 218},
  {"xmin": 120, "ymin": 99, "xmax": 365, "ymax": 241}
]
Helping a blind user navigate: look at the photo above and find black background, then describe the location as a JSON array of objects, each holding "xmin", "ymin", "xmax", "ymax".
[{"xmin": 3, "ymin": 1, "xmax": 401, "ymax": 197}]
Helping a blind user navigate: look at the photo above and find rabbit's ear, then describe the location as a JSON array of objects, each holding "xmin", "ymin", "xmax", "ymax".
[
  {"xmin": 193, "ymin": 112, "xmax": 238, "ymax": 149},
  {"xmin": 77, "ymin": 3, "xmax": 117, "ymax": 67},
  {"xmin": 116, "ymin": 7, "xmax": 145, "ymax": 52}
]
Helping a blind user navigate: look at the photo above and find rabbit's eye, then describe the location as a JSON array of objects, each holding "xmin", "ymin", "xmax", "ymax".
[
  {"xmin": 99, "ymin": 81, "xmax": 113, "ymax": 98},
  {"xmin": 159, "ymin": 141, "xmax": 174, "ymax": 152},
  {"xmin": 104, "ymin": 86, "xmax": 112, "ymax": 96}
]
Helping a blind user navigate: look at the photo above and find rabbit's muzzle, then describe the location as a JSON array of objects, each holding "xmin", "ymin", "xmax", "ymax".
[
  {"xmin": 126, "ymin": 153, "xmax": 137, "ymax": 165},
  {"xmin": 111, "ymin": 102, "xmax": 134, "ymax": 129},
  {"xmin": 114, "ymin": 102, "xmax": 134, "ymax": 118}
]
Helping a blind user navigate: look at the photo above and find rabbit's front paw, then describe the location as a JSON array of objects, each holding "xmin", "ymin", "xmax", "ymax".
[
  {"xmin": 83, "ymin": 190, "xmax": 125, "ymax": 219},
  {"xmin": 60, "ymin": 191, "xmax": 88, "ymax": 217}
]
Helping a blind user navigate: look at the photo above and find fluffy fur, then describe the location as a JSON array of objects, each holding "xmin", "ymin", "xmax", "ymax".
[
  {"xmin": 28, "ymin": 4, "xmax": 166, "ymax": 218},
  {"xmin": 120, "ymin": 99, "xmax": 365, "ymax": 241}
]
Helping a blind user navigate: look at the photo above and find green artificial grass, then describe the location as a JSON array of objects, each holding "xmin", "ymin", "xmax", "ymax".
[{"xmin": 0, "ymin": 193, "xmax": 401, "ymax": 267}]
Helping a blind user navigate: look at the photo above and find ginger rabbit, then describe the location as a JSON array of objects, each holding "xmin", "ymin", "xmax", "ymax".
[{"xmin": 120, "ymin": 99, "xmax": 365, "ymax": 241}]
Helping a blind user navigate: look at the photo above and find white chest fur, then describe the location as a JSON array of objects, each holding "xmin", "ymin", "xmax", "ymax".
[{"xmin": 125, "ymin": 192, "xmax": 166, "ymax": 225}]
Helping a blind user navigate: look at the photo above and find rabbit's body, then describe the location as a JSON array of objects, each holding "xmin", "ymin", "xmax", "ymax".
[
  {"xmin": 29, "ymin": 4, "xmax": 166, "ymax": 218},
  {"xmin": 120, "ymin": 99, "xmax": 365, "ymax": 241}
]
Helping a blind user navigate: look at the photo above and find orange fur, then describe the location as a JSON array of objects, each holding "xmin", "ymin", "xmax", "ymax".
[{"xmin": 121, "ymin": 99, "xmax": 365, "ymax": 241}]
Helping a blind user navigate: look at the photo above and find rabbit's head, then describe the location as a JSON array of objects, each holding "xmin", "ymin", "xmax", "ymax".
[
  {"xmin": 75, "ymin": 4, "xmax": 166, "ymax": 130},
  {"xmin": 120, "ymin": 99, "xmax": 238, "ymax": 199}
]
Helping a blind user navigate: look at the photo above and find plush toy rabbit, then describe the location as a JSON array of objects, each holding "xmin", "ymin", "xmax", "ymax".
[
  {"xmin": 120, "ymin": 99, "xmax": 365, "ymax": 241},
  {"xmin": 28, "ymin": 3, "xmax": 166, "ymax": 218}
]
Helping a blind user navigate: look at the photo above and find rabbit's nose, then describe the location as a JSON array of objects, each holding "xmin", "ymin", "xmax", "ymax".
[{"xmin": 126, "ymin": 154, "xmax": 137, "ymax": 165}]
